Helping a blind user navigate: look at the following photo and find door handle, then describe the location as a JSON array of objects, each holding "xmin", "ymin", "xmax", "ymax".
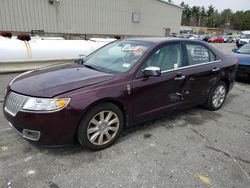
[
  {"xmin": 174, "ymin": 75, "xmax": 186, "ymax": 80},
  {"xmin": 212, "ymin": 67, "xmax": 220, "ymax": 72}
]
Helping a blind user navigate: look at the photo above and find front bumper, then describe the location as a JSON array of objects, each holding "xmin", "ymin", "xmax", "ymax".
[
  {"xmin": 3, "ymin": 105, "xmax": 81, "ymax": 146},
  {"xmin": 8, "ymin": 122, "xmax": 41, "ymax": 141}
]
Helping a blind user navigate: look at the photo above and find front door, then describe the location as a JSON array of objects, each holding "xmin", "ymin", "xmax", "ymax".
[{"xmin": 131, "ymin": 43, "xmax": 188, "ymax": 122}]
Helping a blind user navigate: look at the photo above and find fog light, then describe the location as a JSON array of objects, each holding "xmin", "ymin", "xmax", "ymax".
[{"xmin": 22, "ymin": 129, "xmax": 41, "ymax": 141}]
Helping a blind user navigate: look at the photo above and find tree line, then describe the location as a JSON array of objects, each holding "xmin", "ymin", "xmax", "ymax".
[{"xmin": 179, "ymin": 1, "xmax": 250, "ymax": 30}]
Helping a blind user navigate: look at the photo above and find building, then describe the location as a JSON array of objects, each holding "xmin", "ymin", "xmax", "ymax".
[
  {"xmin": 180, "ymin": 26, "xmax": 225, "ymax": 35},
  {"xmin": 0, "ymin": 0, "xmax": 183, "ymax": 38}
]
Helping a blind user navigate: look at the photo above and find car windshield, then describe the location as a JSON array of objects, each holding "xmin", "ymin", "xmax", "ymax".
[
  {"xmin": 241, "ymin": 34, "xmax": 250, "ymax": 39},
  {"xmin": 84, "ymin": 40, "xmax": 153, "ymax": 73},
  {"xmin": 238, "ymin": 44, "xmax": 250, "ymax": 54}
]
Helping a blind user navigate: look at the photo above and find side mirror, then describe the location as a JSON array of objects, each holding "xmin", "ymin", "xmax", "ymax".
[
  {"xmin": 232, "ymin": 48, "xmax": 238, "ymax": 53},
  {"xmin": 75, "ymin": 59, "xmax": 85, "ymax": 64},
  {"xmin": 143, "ymin": 66, "xmax": 161, "ymax": 77},
  {"xmin": 75, "ymin": 54, "xmax": 86, "ymax": 64}
]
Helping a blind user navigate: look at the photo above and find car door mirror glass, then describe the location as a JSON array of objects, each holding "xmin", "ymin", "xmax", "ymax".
[{"xmin": 143, "ymin": 66, "xmax": 161, "ymax": 77}]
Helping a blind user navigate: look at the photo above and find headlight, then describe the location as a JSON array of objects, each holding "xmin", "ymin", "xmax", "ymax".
[{"xmin": 22, "ymin": 97, "xmax": 70, "ymax": 111}]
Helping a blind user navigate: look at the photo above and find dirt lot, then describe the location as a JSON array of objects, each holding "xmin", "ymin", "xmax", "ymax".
[{"xmin": 0, "ymin": 43, "xmax": 250, "ymax": 188}]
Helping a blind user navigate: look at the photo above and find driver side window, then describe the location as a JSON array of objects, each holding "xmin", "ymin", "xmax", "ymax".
[{"xmin": 145, "ymin": 43, "xmax": 183, "ymax": 72}]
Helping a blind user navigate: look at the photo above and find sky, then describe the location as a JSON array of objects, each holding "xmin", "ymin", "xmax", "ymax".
[{"xmin": 173, "ymin": 0, "xmax": 250, "ymax": 12}]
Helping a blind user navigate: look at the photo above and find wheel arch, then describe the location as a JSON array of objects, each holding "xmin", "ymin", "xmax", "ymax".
[
  {"xmin": 73, "ymin": 98, "xmax": 128, "ymax": 140},
  {"xmin": 220, "ymin": 78, "xmax": 230, "ymax": 93},
  {"xmin": 83, "ymin": 98, "xmax": 127, "ymax": 119}
]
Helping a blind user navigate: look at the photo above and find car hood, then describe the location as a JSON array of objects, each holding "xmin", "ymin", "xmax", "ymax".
[
  {"xmin": 9, "ymin": 63, "xmax": 114, "ymax": 97},
  {"xmin": 233, "ymin": 53, "xmax": 250, "ymax": 66}
]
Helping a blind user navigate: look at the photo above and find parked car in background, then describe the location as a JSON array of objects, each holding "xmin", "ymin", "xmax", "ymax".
[
  {"xmin": 179, "ymin": 34, "xmax": 204, "ymax": 41},
  {"xmin": 236, "ymin": 34, "xmax": 250, "ymax": 48},
  {"xmin": 208, "ymin": 36, "xmax": 224, "ymax": 43},
  {"xmin": 202, "ymin": 35, "xmax": 213, "ymax": 42},
  {"xmin": 232, "ymin": 43, "xmax": 250, "ymax": 81},
  {"xmin": 3, "ymin": 38, "xmax": 237, "ymax": 150},
  {"xmin": 178, "ymin": 34, "xmax": 192, "ymax": 39},
  {"xmin": 232, "ymin": 35, "xmax": 239, "ymax": 43},
  {"xmin": 197, "ymin": 35, "xmax": 206, "ymax": 41},
  {"xmin": 223, "ymin": 35, "xmax": 233, "ymax": 43},
  {"xmin": 188, "ymin": 34, "xmax": 199, "ymax": 40}
]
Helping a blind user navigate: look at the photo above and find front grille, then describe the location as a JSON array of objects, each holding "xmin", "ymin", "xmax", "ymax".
[{"xmin": 4, "ymin": 92, "xmax": 28, "ymax": 116}]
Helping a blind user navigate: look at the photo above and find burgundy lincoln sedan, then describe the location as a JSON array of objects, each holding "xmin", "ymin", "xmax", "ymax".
[{"xmin": 3, "ymin": 38, "xmax": 237, "ymax": 150}]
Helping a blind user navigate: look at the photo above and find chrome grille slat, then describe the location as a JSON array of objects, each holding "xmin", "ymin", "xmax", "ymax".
[
  {"xmin": 13, "ymin": 94, "xmax": 17, "ymax": 113},
  {"xmin": 4, "ymin": 92, "xmax": 28, "ymax": 116},
  {"xmin": 17, "ymin": 94, "xmax": 22, "ymax": 110},
  {"xmin": 8, "ymin": 94, "xmax": 13, "ymax": 112},
  {"xmin": 12, "ymin": 95, "xmax": 15, "ymax": 113}
]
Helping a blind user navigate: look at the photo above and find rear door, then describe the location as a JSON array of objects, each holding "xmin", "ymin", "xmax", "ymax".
[{"xmin": 179, "ymin": 42, "xmax": 222, "ymax": 106}]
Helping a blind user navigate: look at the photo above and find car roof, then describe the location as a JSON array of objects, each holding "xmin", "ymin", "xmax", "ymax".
[
  {"xmin": 122, "ymin": 37, "xmax": 224, "ymax": 59},
  {"xmin": 122, "ymin": 37, "xmax": 194, "ymax": 44}
]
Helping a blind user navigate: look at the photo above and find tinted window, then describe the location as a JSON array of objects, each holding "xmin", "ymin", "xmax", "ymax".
[
  {"xmin": 145, "ymin": 43, "xmax": 183, "ymax": 72},
  {"xmin": 186, "ymin": 44, "xmax": 216, "ymax": 65}
]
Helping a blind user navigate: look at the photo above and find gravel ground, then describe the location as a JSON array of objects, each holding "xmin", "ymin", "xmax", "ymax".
[{"xmin": 0, "ymin": 43, "xmax": 250, "ymax": 188}]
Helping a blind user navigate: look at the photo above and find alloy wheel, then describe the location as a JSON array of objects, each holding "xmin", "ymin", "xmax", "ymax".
[
  {"xmin": 87, "ymin": 110, "xmax": 120, "ymax": 145},
  {"xmin": 212, "ymin": 85, "xmax": 226, "ymax": 108}
]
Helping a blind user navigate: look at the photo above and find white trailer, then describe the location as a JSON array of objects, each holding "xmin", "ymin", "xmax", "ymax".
[{"xmin": 0, "ymin": 38, "xmax": 115, "ymax": 73}]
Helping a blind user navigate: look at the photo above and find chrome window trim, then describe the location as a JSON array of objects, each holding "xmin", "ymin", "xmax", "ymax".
[{"xmin": 161, "ymin": 60, "xmax": 222, "ymax": 74}]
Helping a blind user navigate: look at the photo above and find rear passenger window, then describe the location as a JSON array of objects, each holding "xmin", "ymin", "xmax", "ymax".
[
  {"xmin": 209, "ymin": 50, "xmax": 216, "ymax": 61},
  {"xmin": 186, "ymin": 44, "xmax": 216, "ymax": 65}
]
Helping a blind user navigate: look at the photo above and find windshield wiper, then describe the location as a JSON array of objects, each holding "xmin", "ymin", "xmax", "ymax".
[{"xmin": 84, "ymin": 64, "xmax": 98, "ymax": 71}]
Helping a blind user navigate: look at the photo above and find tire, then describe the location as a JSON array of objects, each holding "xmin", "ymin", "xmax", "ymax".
[
  {"xmin": 77, "ymin": 103, "xmax": 124, "ymax": 151},
  {"xmin": 204, "ymin": 81, "xmax": 227, "ymax": 111}
]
